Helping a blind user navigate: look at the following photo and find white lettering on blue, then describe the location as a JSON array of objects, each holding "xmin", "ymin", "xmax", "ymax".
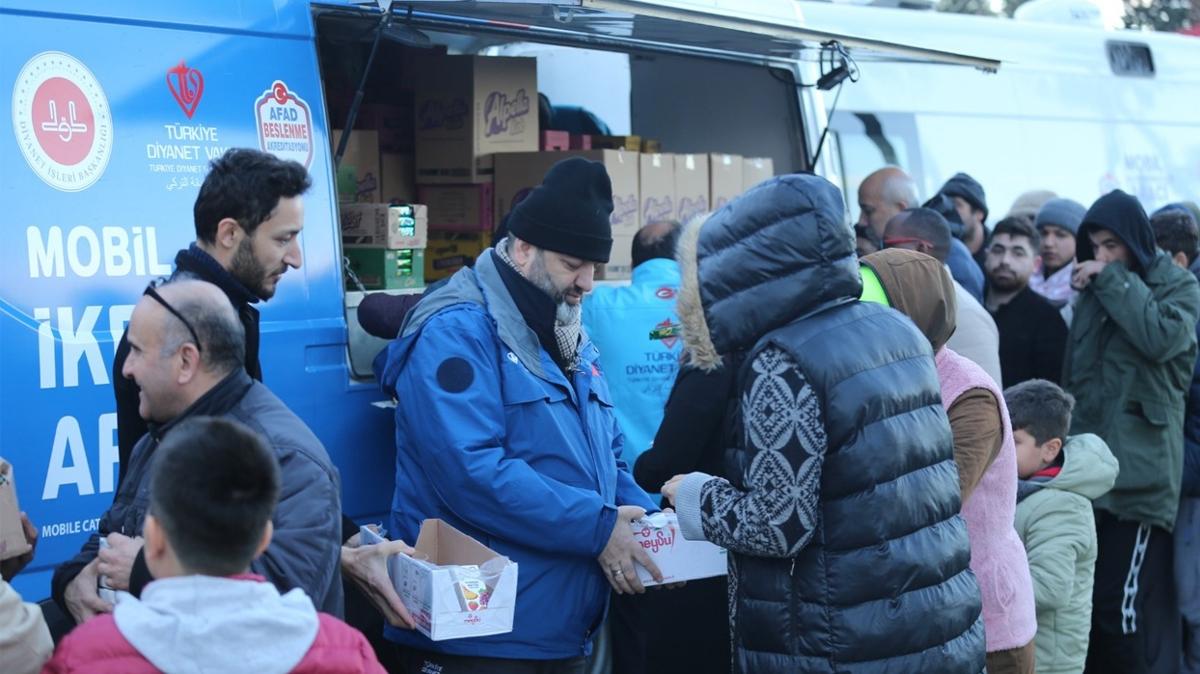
[
  {"xmin": 36, "ymin": 307, "xmax": 55, "ymax": 389},
  {"xmin": 27, "ymin": 226, "xmax": 65, "ymax": 278},
  {"xmin": 41, "ymin": 414, "xmax": 120, "ymax": 500},
  {"xmin": 58, "ymin": 305, "xmax": 107, "ymax": 388},
  {"xmin": 26, "ymin": 226, "xmax": 170, "ymax": 280},
  {"xmin": 42, "ymin": 416, "xmax": 93, "ymax": 499}
]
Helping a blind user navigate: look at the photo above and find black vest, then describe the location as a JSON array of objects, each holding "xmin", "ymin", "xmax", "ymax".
[{"xmin": 728, "ymin": 300, "xmax": 986, "ymax": 674}]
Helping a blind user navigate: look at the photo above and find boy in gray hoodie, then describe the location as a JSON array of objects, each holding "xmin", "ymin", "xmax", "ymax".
[{"xmin": 1007, "ymin": 379, "xmax": 1119, "ymax": 674}]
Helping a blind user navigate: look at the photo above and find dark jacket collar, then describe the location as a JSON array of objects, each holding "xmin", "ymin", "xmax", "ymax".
[
  {"xmin": 149, "ymin": 369, "xmax": 254, "ymax": 440},
  {"xmin": 490, "ymin": 250, "xmax": 566, "ymax": 371},
  {"xmin": 991, "ymin": 285, "xmax": 1042, "ymax": 315},
  {"xmin": 174, "ymin": 244, "xmax": 259, "ymax": 307}
]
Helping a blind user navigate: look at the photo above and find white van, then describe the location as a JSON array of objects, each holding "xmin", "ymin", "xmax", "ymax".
[{"xmin": 805, "ymin": 0, "xmax": 1200, "ymax": 216}]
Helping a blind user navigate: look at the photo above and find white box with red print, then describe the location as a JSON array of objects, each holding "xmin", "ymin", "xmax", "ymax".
[
  {"xmin": 630, "ymin": 512, "xmax": 727, "ymax": 586},
  {"xmin": 363, "ymin": 519, "xmax": 518, "ymax": 641}
]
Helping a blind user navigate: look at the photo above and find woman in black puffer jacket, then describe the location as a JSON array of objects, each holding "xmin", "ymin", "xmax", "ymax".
[{"xmin": 663, "ymin": 174, "xmax": 986, "ymax": 674}]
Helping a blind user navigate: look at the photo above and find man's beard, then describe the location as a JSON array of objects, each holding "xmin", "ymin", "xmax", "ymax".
[
  {"xmin": 230, "ymin": 238, "xmax": 274, "ymax": 300},
  {"xmin": 527, "ymin": 252, "xmax": 582, "ymax": 326},
  {"xmin": 988, "ymin": 269, "xmax": 1026, "ymax": 293}
]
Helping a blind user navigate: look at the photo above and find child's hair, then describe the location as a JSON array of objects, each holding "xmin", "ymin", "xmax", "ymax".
[
  {"xmin": 148, "ymin": 416, "xmax": 280, "ymax": 576},
  {"xmin": 1004, "ymin": 379, "xmax": 1075, "ymax": 445}
]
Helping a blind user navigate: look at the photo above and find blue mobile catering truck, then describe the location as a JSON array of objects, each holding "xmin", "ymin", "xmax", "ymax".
[{"xmin": 0, "ymin": 0, "xmax": 995, "ymax": 601}]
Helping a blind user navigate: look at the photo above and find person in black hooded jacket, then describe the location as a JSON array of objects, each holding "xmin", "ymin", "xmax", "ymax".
[
  {"xmin": 111, "ymin": 148, "xmax": 310, "ymax": 487},
  {"xmin": 661, "ymin": 173, "xmax": 985, "ymax": 674},
  {"xmin": 628, "ymin": 351, "xmax": 744, "ymax": 674},
  {"xmin": 1062, "ymin": 190, "xmax": 1200, "ymax": 674}
]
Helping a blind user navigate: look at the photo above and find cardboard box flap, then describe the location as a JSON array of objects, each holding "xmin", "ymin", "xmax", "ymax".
[
  {"xmin": 0, "ymin": 458, "xmax": 32, "ymax": 561},
  {"xmin": 415, "ymin": 519, "xmax": 504, "ymax": 568}
]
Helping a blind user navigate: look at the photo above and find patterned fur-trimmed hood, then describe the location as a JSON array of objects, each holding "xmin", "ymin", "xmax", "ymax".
[{"xmin": 676, "ymin": 174, "xmax": 862, "ymax": 371}]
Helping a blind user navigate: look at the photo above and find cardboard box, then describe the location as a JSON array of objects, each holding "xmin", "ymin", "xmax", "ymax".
[
  {"xmin": 592, "ymin": 135, "xmax": 641, "ymax": 151},
  {"xmin": 380, "ymin": 152, "xmax": 416, "ymax": 204},
  {"xmin": 597, "ymin": 233, "xmax": 634, "ymax": 280},
  {"xmin": 0, "ymin": 459, "xmax": 31, "ymax": 561},
  {"xmin": 540, "ymin": 130, "xmax": 569, "ymax": 151},
  {"xmin": 709, "ymin": 153, "xmax": 744, "ymax": 211},
  {"xmin": 344, "ymin": 247, "xmax": 425, "ymax": 290},
  {"xmin": 415, "ymin": 55, "xmax": 538, "ymax": 184},
  {"xmin": 341, "ymin": 204, "xmax": 428, "ymax": 249},
  {"xmin": 674, "ymin": 154, "xmax": 710, "ymax": 224},
  {"xmin": 743, "ymin": 157, "xmax": 775, "ymax": 192},
  {"xmin": 426, "ymin": 231, "xmax": 492, "ymax": 282},
  {"xmin": 418, "ymin": 184, "xmax": 495, "ymax": 233},
  {"xmin": 630, "ymin": 513, "xmax": 726, "ymax": 586},
  {"xmin": 493, "ymin": 150, "xmax": 640, "ymax": 237},
  {"xmin": 333, "ymin": 129, "xmax": 382, "ymax": 203},
  {"xmin": 639, "ymin": 153, "xmax": 676, "ymax": 226},
  {"xmin": 358, "ymin": 103, "xmax": 415, "ymax": 152},
  {"xmin": 640, "ymin": 139, "xmax": 662, "ymax": 153},
  {"xmin": 383, "ymin": 520, "xmax": 519, "ymax": 641}
]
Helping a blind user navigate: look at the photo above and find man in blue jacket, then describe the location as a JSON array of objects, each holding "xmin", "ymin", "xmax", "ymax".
[
  {"xmin": 378, "ymin": 157, "xmax": 661, "ymax": 674},
  {"xmin": 583, "ymin": 220, "xmax": 683, "ymax": 467}
]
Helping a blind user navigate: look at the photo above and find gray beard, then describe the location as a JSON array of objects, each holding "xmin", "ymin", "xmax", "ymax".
[
  {"xmin": 555, "ymin": 299, "xmax": 581, "ymax": 327},
  {"xmin": 528, "ymin": 253, "xmax": 581, "ymax": 327}
]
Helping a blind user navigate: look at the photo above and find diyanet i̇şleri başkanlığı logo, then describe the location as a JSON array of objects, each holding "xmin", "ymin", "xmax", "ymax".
[{"xmin": 12, "ymin": 51, "xmax": 114, "ymax": 192}]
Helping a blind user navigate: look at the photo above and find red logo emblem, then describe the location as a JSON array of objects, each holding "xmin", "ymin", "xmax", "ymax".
[
  {"xmin": 32, "ymin": 77, "xmax": 94, "ymax": 165},
  {"xmin": 166, "ymin": 61, "xmax": 204, "ymax": 119},
  {"xmin": 655, "ymin": 286, "xmax": 676, "ymax": 300},
  {"xmin": 13, "ymin": 51, "xmax": 113, "ymax": 191},
  {"xmin": 254, "ymin": 80, "xmax": 314, "ymax": 168}
]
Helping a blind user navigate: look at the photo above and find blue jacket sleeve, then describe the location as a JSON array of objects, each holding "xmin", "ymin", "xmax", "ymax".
[
  {"xmin": 397, "ymin": 310, "xmax": 618, "ymax": 558},
  {"xmin": 948, "ymin": 240, "xmax": 985, "ymax": 303}
]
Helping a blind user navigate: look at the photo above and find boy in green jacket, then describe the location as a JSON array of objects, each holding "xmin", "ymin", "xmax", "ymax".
[{"xmin": 1007, "ymin": 379, "xmax": 1119, "ymax": 674}]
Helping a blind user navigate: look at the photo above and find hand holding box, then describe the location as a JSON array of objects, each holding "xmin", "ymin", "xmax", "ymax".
[
  {"xmin": 0, "ymin": 459, "xmax": 32, "ymax": 563},
  {"xmin": 363, "ymin": 520, "xmax": 519, "ymax": 641},
  {"xmin": 630, "ymin": 512, "xmax": 727, "ymax": 587}
]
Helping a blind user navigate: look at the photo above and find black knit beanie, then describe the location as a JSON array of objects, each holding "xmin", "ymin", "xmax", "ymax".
[
  {"xmin": 507, "ymin": 157, "xmax": 613, "ymax": 263},
  {"xmin": 939, "ymin": 172, "xmax": 988, "ymax": 223}
]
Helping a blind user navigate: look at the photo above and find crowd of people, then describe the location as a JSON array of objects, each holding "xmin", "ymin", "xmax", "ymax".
[{"xmin": 2, "ymin": 148, "xmax": 1200, "ymax": 674}]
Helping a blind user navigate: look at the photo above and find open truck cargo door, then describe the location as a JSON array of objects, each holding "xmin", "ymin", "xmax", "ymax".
[{"xmin": 347, "ymin": 0, "xmax": 1000, "ymax": 70}]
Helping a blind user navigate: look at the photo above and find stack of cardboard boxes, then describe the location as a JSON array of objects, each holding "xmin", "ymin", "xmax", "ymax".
[
  {"xmin": 342, "ymin": 203, "xmax": 428, "ymax": 289},
  {"xmin": 491, "ymin": 150, "xmax": 774, "ymax": 279},
  {"xmin": 493, "ymin": 149, "xmax": 640, "ymax": 278},
  {"xmin": 334, "ymin": 51, "xmax": 777, "ymax": 288},
  {"xmin": 336, "ymin": 101, "xmax": 427, "ymax": 289},
  {"xmin": 416, "ymin": 55, "xmax": 539, "ymax": 282}
]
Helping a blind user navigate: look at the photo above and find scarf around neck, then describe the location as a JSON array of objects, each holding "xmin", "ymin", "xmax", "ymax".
[
  {"xmin": 494, "ymin": 240, "xmax": 582, "ymax": 373},
  {"xmin": 1029, "ymin": 260, "xmax": 1075, "ymax": 308}
]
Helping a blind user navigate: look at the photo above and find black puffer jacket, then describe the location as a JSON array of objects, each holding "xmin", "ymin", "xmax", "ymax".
[{"xmin": 675, "ymin": 174, "xmax": 985, "ymax": 673}]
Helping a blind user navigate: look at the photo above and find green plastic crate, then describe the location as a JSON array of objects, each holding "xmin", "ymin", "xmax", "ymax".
[{"xmin": 344, "ymin": 247, "xmax": 425, "ymax": 290}]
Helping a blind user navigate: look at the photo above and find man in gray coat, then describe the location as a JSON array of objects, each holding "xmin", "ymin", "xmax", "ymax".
[{"xmin": 52, "ymin": 279, "xmax": 343, "ymax": 624}]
